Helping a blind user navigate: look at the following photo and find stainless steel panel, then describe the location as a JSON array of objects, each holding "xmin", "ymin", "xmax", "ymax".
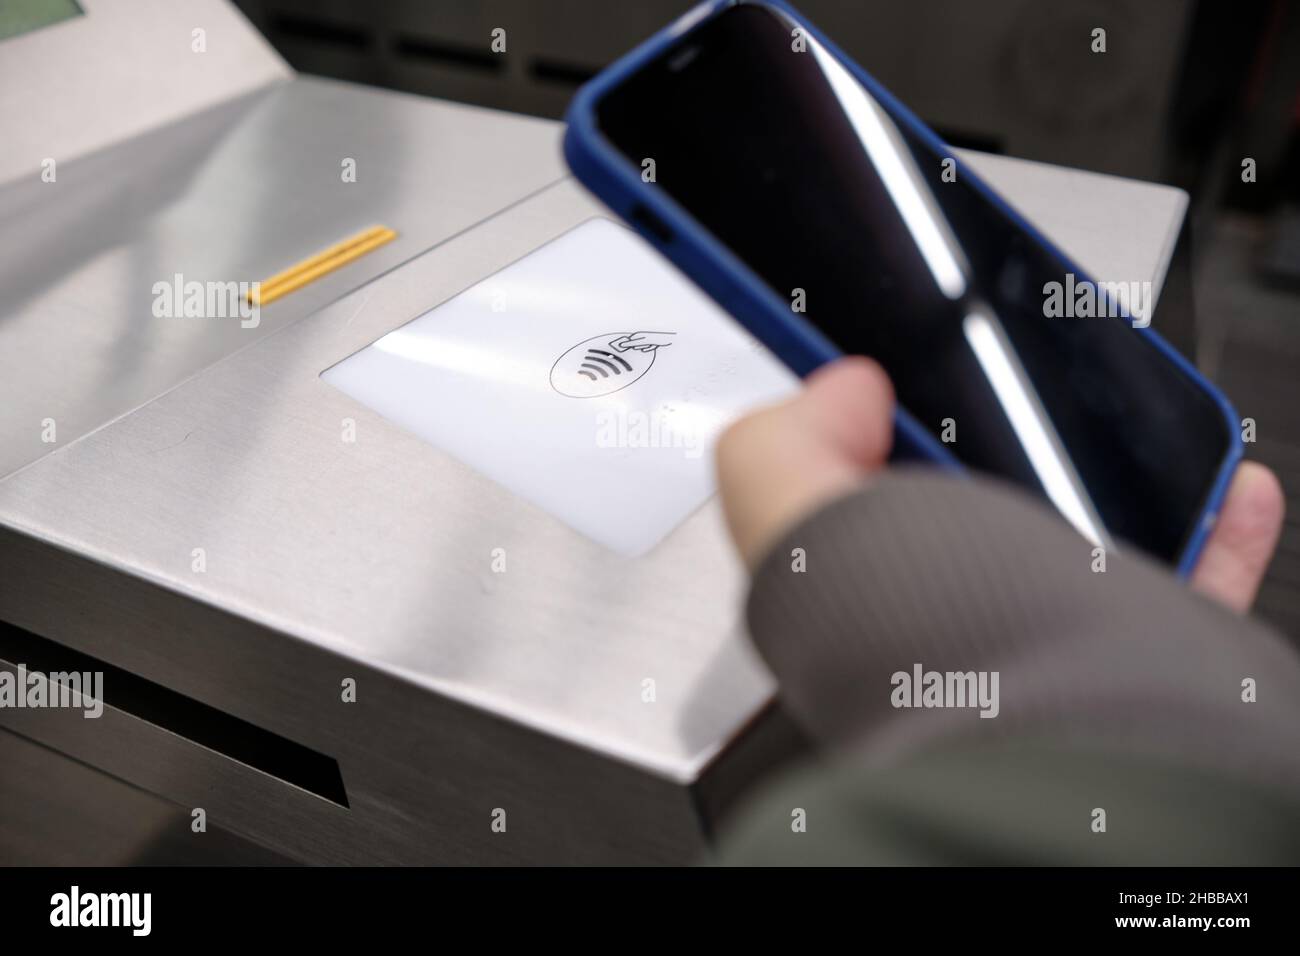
[
  {"xmin": 0, "ymin": 75, "xmax": 566, "ymax": 479},
  {"xmin": 0, "ymin": 177, "xmax": 772, "ymax": 786},
  {"xmin": 0, "ymin": 0, "xmax": 290, "ymax": 187},
  {"xmin": 0, "ymin": 727, "xmax": 293, "ymax": 866},
  {"xmin": 0, "ymin": 606, "xmax": 708, "ymax": 864},
  {"xmin": 0, "ymin": 154, "xmax": 1185, "ymax": 785},
  {"xmin": 0, "ymin": 5, "xmax": 1190, "ymax": 860}
]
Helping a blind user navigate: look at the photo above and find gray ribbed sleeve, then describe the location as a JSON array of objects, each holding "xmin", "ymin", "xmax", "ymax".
[{"xmin": 745, "ymin": 468, "xmax": 1300, "ymax": 792}]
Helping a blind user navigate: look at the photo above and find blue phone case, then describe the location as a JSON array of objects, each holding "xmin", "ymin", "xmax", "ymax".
[{"xmin": 563, "ymin": 0, "xmax": 1242, "ymax": 576}]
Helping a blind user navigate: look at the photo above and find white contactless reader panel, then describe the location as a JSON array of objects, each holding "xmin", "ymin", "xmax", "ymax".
[{"xmin": 323, "ymin": 218, "xmax": 797, "ymax": 555}]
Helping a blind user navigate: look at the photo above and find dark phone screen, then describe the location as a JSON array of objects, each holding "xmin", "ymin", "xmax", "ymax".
[{"xmin": 595, "ymin": 2, "xmax": 1231, "ymax": 563}]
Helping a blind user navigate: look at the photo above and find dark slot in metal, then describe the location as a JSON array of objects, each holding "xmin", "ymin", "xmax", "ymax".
[
  {"xmin": 529, "ymin": 57, "xmax": 599, "ymax": 86},
  {"xmin": 394, "ymin": 34, "xmax": 504, "ymax": 73},
  {"xmin": 269, "ymin": 15, "xmax": 371, "ymax": 51},
  {"xmin": 0, "ymin": 620, "xmax": 349, "ymax": 808}
]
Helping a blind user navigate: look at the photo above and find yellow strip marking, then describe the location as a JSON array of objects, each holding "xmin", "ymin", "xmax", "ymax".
[{"xmin": 250, "ymin": 225, "xmax": 397, "ymax": 306}]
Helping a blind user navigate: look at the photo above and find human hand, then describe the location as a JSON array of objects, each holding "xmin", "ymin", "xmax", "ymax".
[
  {"xmin": 609, "ymin": 331, "xmax": 676, "ymax": 353},
  {"xmin": 716, "ymin": 357, "xmax": 1284, "ymax": 611}
]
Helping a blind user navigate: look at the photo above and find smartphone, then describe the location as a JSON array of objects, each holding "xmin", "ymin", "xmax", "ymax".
[{"xmin": 563, "ymin": 0, "xmax": 1241, "ymax": 574}]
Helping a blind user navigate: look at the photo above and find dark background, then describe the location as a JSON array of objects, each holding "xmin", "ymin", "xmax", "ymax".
[{"xmin": 231, "ymin": 0, "xmax": 1300, "ymax": 637}]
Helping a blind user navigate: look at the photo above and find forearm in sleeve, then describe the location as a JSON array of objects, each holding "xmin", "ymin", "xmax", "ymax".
[{"xmin": 744, "ymin": 468, "xmax": 1300, "ymax": 792}]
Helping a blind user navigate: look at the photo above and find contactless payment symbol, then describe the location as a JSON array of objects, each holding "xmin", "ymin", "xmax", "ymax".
[{"xmin": 549, "ymin": 331, "xmax": 676, "ymax": 398}]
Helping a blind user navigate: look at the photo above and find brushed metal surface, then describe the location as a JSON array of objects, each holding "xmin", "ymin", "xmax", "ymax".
[
  {"xmin": 0, "ymin": 727, "xmax": 294, "ymax": 866},
  {"xmin": 0, "ymin": 600, "xmax": 708, "ymax": 864},
  {"xmin": 0, "ymin": 0, "xmax": 290, "ymax": 187},
  {"xmin": 0, "ymin": 177, "xmax": 772, "ymax": 787},
  {"xmin": 0, "ymin": 7, "xmax": 1189, "ymax": 860},
  {"xmin": 0, "ymin": 155, "xmax": 1185, "ymax": 795},
  {"xmin": 0, "ymin": 74, "xmax": 566, "ymax": 479}
]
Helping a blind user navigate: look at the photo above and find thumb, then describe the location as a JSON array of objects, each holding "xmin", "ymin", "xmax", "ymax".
[
  {"xmin": 715, "ymin": 356, "xmax": 895, "ymax": 569},
  {"xmin": 1191, "ymin": 461, "xmax": 1285, "ymax": 612}
]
